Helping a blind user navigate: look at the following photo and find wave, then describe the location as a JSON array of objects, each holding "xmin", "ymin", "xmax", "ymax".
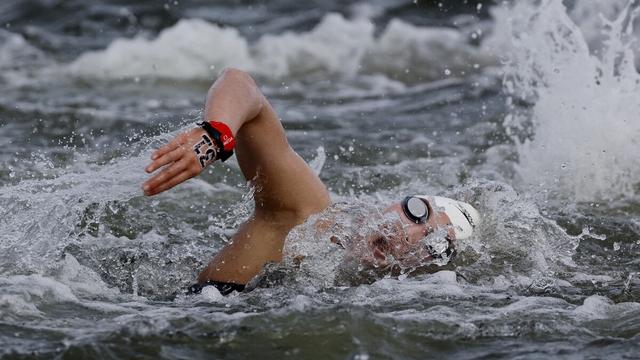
[
  {"xmin": 67, "ymin": 19, "xmax": 253, "ymax": 80},
  {"xmin": 66, "ymin": 1, "xmax": 640, "ymax": 86},
  {"xmin": 0, "ymin": 29, "xmax": 44, "ymax": 71},
  {"xmin": 67, "ymin": 13, "xmax": 495, "ymax": 82},
  {"xmin": 498, "ymin": 0, "xmax": 640, "ymax": 201}
]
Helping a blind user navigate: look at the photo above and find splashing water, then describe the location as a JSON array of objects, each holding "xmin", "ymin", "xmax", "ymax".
[
  {"xmin": 500, "ymin": 0, "xmax": 640, "ymax": 201},
  {"xmin": 279, "ymin": 179, "xmax": 580, "ymax": 292},
  {"xmin": 2, "ymin": 1, "xmax": 640, "ymax": 357},
  {"xmin": 0, "ymin": 150, "xmax": 148, "ymax": 274}
]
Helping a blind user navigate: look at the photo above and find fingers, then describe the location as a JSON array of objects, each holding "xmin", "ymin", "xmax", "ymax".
[
  {"xmin": 143, "ymin": 158, "xmax": 191, "ymax": 194},
  {"xmin": 151, "ymin": 134, "xmax": 185, "ymax": 161},
  {"xmin": 142, "ymin": 128, "xmax": 207, "ymax": 196},
  {"xmin": 145, "ymin": 147, "xmax": 183, "ymax": 173},
  {"xmin": 145, "ymin": 169, "xmax": 194, "ymax": 196}
]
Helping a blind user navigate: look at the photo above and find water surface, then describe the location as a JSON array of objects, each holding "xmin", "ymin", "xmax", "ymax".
[{"xmin": 1, "ymin": 0, "xmax": 639, "ymax": 358}]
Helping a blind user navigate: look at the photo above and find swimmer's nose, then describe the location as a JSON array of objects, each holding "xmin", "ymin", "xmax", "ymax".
[{"xmin": 431, "ymin": 196, "xmax": 481, "ymax": 240}]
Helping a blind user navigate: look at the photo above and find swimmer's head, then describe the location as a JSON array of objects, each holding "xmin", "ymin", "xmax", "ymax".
[
  {"xmin": 384, "ymin": 195, "xmax": 479, "ymax": 237},
  {"xmin": 364, "ymin": 195, "xmax": 481, "ymax": 264},
  {"xmin": 407, "ymin": 195, "xmax": 480, "ymax": 240}
]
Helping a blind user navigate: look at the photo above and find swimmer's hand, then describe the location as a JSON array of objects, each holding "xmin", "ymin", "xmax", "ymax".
[{"xmin": 142, "ymin": 127, "xmax": 212, "ymax": 196}]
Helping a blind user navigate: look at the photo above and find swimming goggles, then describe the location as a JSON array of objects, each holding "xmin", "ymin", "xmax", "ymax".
[
  {"xmin": 401, "ymin": 196, "xmax": 430, "ymax": 224},
  {"xmin": 401, "ymin": 195, "xmax": 455, "ymax": 260}
]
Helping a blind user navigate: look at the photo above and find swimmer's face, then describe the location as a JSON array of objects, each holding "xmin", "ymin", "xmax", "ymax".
[{"xmin": 366, "ymin": 197, "xmax": 454, "ymax": 264}]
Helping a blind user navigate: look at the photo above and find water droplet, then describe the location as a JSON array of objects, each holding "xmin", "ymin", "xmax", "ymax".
[{"xmin": 108, "ymin": 203, "xmax": 119, "ymax": 214}]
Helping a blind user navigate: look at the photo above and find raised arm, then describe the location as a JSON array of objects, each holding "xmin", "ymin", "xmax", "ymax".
[
  {"xmin": 142, "ymin": 68, "xmax": 263, "ymax": 195},
  {"xmin": 143, "ymin": 68, "xmax": 330, "ymax": 286}
]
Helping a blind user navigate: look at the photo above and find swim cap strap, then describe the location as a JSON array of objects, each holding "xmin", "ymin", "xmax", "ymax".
[{"xmin": 197, "ymin": 120, "xmax": 235, "ymax": 162}]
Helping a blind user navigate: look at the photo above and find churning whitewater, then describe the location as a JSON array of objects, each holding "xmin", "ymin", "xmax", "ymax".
[{"xmin": 0, "ymin": 0, "xmax": 638, "ymax": 358}]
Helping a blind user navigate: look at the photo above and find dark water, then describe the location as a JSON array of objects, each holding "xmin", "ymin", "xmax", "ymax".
[{"xmin": 1, "ymin": 0, "xmax": 639, "ymax": 358}]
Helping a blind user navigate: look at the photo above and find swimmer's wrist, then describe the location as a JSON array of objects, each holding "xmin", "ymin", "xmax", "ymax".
[{"xmin": 196, "ymin": 120, "xmax": 236, "ymax": 162}]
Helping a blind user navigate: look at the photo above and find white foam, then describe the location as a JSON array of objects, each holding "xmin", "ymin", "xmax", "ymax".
[
  {"xmin": 369, "ymin": 274, "xmax": 468, "ymax": 299},
  {"xmin": 68, "ymin": 19, "xmax": 252, "ymax": 80},
  {"xmin": 253, "ymin": 13, "xmax": 374, "ymax": 78},
  {"xmin": 0, "ymin": 30, "xmax": 43, "ymax": 70},
  {"xmin": 502, "ymin": 296, "xmax": 569, "ymax": 312},
  {"xmin": 286, "ymin": 294, "xmax": 315, "ymax": 312},
  {"xmin": 573, "ymin": 295, "xmax": 614, "ymax": 319},
  {"xmin": 0, "ymin": 150, "xmax": 149, "ymax": 273},
  {"xmin": 55, "ymin": 254, "xmax": 120, "ymax": 298},
  {"xmin": 67, "ymin": 13, "xmax": 497, "ymax": 83},
  {"xmin": 0, "ymin": 274, "xmax": 79, "ymax": 319},
  {"xmin": 499, "ymin": 0, "xmax": 640, "ymax": 201},
  {"xmin": 0, "ymin": 294, "xmax": 44, "ymax": 319},
  {"xmin": 569, "ymin": 0, "xmax": 640, "ymax": 69},
  {"xmin": 308, "ymin": 146, "xmax": 327, "ymax": 176},
  {"xmin": 200, "ymin": 285, "xmax": 225, "ymax": 300}
]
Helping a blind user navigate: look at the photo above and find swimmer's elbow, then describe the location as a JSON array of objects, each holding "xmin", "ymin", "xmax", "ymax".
[
  {"xmin": 219, "ymin": 67, "xmax": 257, "ymax": 90},
  {"xmin": 216, "ymin": 67, "xmax": 264, "ymax": 113}
]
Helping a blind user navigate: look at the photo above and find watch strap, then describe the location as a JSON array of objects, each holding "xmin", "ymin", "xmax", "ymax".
[{"xmin": 197, "ymin": 120, "xmax": 235, "ymax": 162}]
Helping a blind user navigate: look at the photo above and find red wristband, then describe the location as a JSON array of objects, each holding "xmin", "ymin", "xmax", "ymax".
[{"xmin": 208, "ymin": 121, "xmax": 235, "ymax": 152}]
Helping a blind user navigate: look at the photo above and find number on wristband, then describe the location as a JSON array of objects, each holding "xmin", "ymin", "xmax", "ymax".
[{"xmin": 193, "ymin": 134, "xmax": 219, "ymax": 168}]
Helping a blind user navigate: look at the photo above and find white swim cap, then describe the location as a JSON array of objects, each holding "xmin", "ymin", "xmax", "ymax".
[{"xmin": 414, "ymin": 195, "xmax": 481, "ymax": 239}]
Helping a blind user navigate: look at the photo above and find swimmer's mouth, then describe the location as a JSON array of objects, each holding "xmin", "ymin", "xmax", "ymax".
[{"xmin": 371, "ymin": 235, "xmax": 392, "ymax": 261}]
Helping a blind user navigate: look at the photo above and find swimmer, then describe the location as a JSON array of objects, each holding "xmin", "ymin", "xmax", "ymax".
[{"xmin": 142, "ymin": 68, "xmax": 480, "ymax": 295}]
